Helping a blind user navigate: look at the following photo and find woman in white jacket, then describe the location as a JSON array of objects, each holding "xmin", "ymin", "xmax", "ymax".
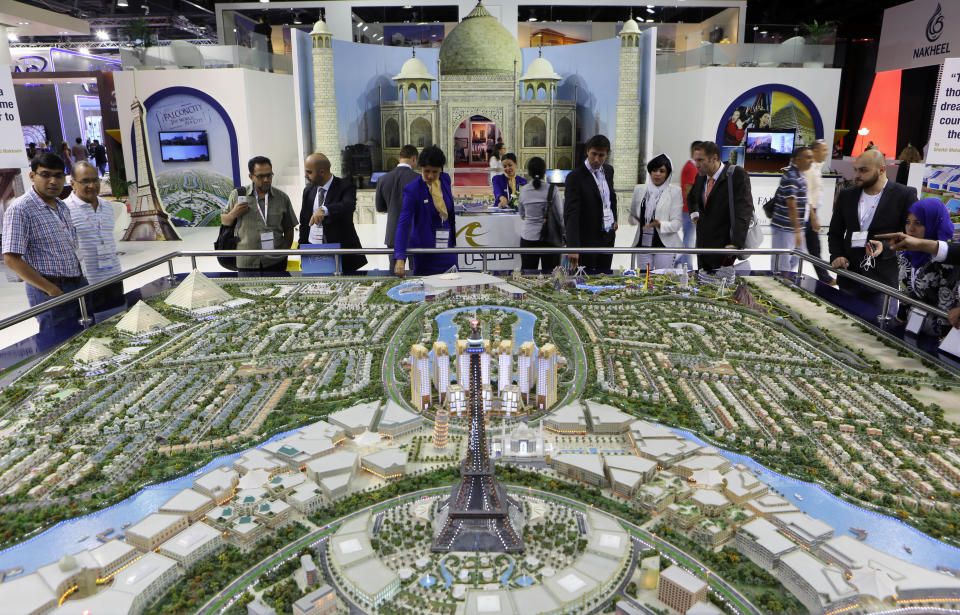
[{"xmin": 629, "ymin": 153, "xmax": 683, "ymax": 271}]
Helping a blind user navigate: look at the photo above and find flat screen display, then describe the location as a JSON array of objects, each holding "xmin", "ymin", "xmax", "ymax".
[
  {"xmin": 546, "ymin": 169, "xmax": 572, "ymax": 184},
  {"xmin": 745, "ymin": 131, "xmax": 795, "ymax": 155},
  {"xmin": 159, "ymin": 131, "xmax": 209, "ymax": 162}
]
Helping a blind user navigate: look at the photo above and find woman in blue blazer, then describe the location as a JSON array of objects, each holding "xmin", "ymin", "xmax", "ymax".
[
  {"xmin": 394, "ymin": 145, "xmax": 458, "ymax": 276},
  {"xmin": 491, "ymin": 152, "xmax": 527, "ymax": 209}
]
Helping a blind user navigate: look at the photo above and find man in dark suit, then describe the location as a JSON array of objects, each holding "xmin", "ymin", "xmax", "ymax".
[
  {"xmin": 375, "ymin": 144, "xmax": 419, "ymax": 248},
  {"xmin": 686, "ymin": 141, "xmax": 753, "ymax": 273},
  {"xmin": 564, "ymin": 134, "xmax": 617, "ymax": 272},
  {"xmin": 828, "ymin": 149, "xmax": 916, "ymax": 317},
  {"xmin": 300, "ymin": 152, "xmax": 367, "ymax": 274}
]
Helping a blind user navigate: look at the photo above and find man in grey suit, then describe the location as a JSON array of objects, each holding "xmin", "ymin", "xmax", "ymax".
[{"xmin": 375, "ymin": 145, "xmax": 419, "ymax": 247}]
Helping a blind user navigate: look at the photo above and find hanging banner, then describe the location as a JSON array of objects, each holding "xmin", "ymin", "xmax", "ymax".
[
  {"xmin": 877, "ymin": 0, "xmax": 957, "ymax": 72},
  {"xmin": 928, "ymin": 57, "xmax": 960, "ymax": 166},
  {"xmin": 0, "ymin": 66, "xmax": 26, "ymax": 168}
]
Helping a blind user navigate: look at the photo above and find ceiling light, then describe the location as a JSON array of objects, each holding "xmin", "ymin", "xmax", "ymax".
[
  {"xmin": 17, "ymin": 21, "xmax": 28, "ymax": 25},
  {"xmin": 362, "ymin": 25, "xmax": 368, "ymax": 31},
  {"xmin": 96, "ymin": 30, "xmax": 109, "ymax": 40},
  {"xmin": 646, "ymin": 7, "xmax": 654, "ymax": 13},
  {"xmin": 260, "ymin": 0, "xmax": 269, "ymax": 3},
  {"xmin": 528, "ymin": 16, "xmax": 537, "ymax": 22},
  {"xmin": 78, "ymin": 48, "xmax": 89, "ymax": 55},
  {"xmin": 646, "ymin": 19, "xmax": 653, "ymax": 22},
  {"xmin": 858, "ymin": 128, "xmax": 870, "ymax": 136},
  {"xmin": 403, "ymin": 4, "xmax": 413, "ymax": 8},
  {"xmin": 117, "ymin": 0, "xmax": 127, "ymax": 6},
  {"xmin": 58, "ymin": 31, "xmax": 68, "ymax": 34}
]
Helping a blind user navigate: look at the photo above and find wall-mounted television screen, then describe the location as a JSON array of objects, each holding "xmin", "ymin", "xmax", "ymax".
[
  {"xmin": 745, "ymin": 131, "xmax": 796, "ymax": 155},
  {"xmin": 158, "ymin": 130, "xmax": 209, "ymax": 162}
]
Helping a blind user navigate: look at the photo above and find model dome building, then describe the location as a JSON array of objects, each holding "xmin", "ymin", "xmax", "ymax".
[{"xmin": 438, "ymin": 2, "xmax": 521, "ymax": 76}]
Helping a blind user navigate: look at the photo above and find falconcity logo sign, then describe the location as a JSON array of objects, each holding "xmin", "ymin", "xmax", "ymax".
[
  {"xmin": 456, "ymin": 221, "xmax": 487, "ymax": 247},
  {"xmin": 915, "ymin": 2, "xmax": 950, "ymax": 58}
]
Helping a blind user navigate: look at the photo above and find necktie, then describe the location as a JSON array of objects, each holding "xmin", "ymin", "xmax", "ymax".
[
  {"xmin": 316, "ymin": 187, "xmax": 326, "ymax": 213},
  {"xmin": 428, "ymin": 180, "xmax": 448, "ymax": 221},
  {"xmin": 706, "ymin": 177, "xmax": 715, "ymax": 200}
]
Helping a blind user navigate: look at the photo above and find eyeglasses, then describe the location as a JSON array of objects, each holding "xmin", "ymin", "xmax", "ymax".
[
  {"xmin": 253, "ymin": 173, "xmax": 274, "ymax": 179},
  {"xmin": 36, "ymin": 171, "xmax": 65, "ymax": 179},
  {"xmin": 75, "ymin": 178, "xmax": 100, "ymax": 185}
]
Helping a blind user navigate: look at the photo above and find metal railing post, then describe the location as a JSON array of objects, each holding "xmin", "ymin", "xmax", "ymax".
[
  {"xmin": 78, "ymin": 296, "xmax": 93, "ymax": 327},
  {"xmin": 481, "ymin": 253, "xmax": 488, "ymax": 273},
  {"xmin": 334, "ymin": 254, "xmax": 342, "ymax": 276},
  {"xmin": 878, "ymin": 295, "xmax": 893, "ymax": 326},
  {"xmin": 796, "ymin": 255, "xmax": 804, "ymax": 282},
  {"xmin": 167, "ymin": 261, "xmax": 177, "ymax": 282},
  {"xmin": 191, "ymin": 256, "xmax": 198, "ymax": 270}
]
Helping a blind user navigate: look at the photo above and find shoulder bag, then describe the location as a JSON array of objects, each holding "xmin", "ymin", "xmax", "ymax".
[
  {"xmin": 214, "ymin": 187, "xmax": 243, "ymax": 271},
  {"xmin": 540, "ymin": 184, "xmax": 565, "ymax": 247}
]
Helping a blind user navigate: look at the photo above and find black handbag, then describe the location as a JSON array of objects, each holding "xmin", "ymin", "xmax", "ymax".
[
  {"xmin": 214, "ymin": 186, "xmax": 243, "ymax": 271},
  {"xmin": 539, "ymin": 184, "xmax": 565, "ymax": 247}
]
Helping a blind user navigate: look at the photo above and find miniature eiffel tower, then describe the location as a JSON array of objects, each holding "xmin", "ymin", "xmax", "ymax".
[{"xmin": 121, "ymin": 97, "xmax": 181, "ymax": 241}]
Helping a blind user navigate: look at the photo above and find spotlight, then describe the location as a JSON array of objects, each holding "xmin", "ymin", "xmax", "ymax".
[
  {"xmin": 96, "ymin": 30, "xmax": 109, "ymax": 40},
  {"xmin": 117, "ymin": 0, "xmax": 127, "ymax": 7},
  {"xmin": 78, "ymin": 47, "xmax": 90, "ymax": 55},
  {"xmin": 646, "ymin": 7, "xmax": 654, "ymax": 14},
  {"xmin": 362, "ymin": 25, "xmax": 368, "ymax": 31},
  {"xmin": 528, "ymin": 16, "xmax": 537, "ymax": 22}
]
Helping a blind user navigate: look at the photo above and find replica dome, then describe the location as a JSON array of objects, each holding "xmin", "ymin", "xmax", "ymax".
[
  {"xmin": 620, "ymin": 17, "xmax": 641, "ymax": 35},
  {"xmin": 439, "ymin": 1, "xmax": 522, "ymax": 76},
  {"xmin": 310, "ymin": 18, "xmax": 331, "ymax": 36},
  {"xmin": 520, "ymin": 56, "xmax": 561, "ymax": 81},
  {"xmin": 393, "ymin": 54, "xmax": 436, "ymax": 81}
]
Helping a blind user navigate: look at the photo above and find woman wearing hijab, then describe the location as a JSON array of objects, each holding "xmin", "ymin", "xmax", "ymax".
[
  {"xmin": 629, "ymin": 153, "xmax": 684, "ymax": 271},
  {"xmin": 492, "ymin": 152, "xmax": 527, "ymax": 209},
  {"xmin": 894, "ymin": 197, "xmax": 958, "ymax": 337},
  {"xmin": 393, "ymin": 145, "xmax": 457, "ymax": 277}
]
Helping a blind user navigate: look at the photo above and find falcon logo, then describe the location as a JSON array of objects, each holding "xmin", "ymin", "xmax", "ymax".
[
  {"xmin": 926, "ymin": 2, "xmax": 944, "ymax": 43},
  {"xmin": 456, "ymin": 222, "xmax": 487, "ymax": 247}
]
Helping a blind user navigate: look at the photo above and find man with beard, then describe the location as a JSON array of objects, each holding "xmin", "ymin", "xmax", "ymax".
[{"xmin": 828, "ymin": 149, "xmax": 916, "ymax": 318}]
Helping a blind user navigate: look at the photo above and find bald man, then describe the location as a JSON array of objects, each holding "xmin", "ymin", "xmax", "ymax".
[
  {"xmin": 299, "ymin": 153, "xmax": 367, "ymax": 273},
  {"xmin": 828, "ymin": 149, "xmax": 916, "ymax": 318}
]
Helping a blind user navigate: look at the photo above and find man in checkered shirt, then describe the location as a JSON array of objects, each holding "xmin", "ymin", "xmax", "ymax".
[{"xmin": 2, "ymin": 152, "xmax": 88, "ymax": 329}]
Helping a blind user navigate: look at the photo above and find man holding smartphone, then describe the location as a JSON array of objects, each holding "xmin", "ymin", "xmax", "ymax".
[{"xmin": 222, "ymin": 156, "xmax": 297, "ymax": 272}]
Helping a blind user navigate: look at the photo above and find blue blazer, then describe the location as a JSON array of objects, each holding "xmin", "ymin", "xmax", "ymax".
[
  {"xmin": 393, "ymin": 173, "xmax": 457, "ymax": 273},
  {"xmin": 492, "ymin": 174, "xmax": 527, "ymax": 204}
]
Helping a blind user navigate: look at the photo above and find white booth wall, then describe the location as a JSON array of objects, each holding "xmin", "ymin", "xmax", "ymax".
[
  {"xmin": 114, "ymin": 68, "xmax": 300, "ymax": 218},
  {"xmin": 652, "ymin": 66, "xmax": 842, "ymax": 262}
]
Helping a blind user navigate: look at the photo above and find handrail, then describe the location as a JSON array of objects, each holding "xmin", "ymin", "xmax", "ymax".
[{"xmin": 0, "ymin": 246, "xmax": 949, "ymax": 333}]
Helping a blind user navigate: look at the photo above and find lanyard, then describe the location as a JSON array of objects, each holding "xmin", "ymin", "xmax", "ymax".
[
  {"xmin": 857, "ymin": 183, "xmax": 885, "ymax": 230},
  {"xmin": 257, "ymin": 191, "xmax": 269, "ymax": 224},
  {"xmin": 73, "ymin": 197, "xmax": 104, "ymax": 240}
]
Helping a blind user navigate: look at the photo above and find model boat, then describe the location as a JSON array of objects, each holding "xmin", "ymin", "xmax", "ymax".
[
  {"xmin": 850, "ymin": 528, "xmax": 868, "ymax": 540},
  {"xmin": 904, "ymin": 544, "xmax": 912, "ymax": 554},
  {"xmin": 794, "ymin": 493, "xmax": 803, "ymax": 501}
]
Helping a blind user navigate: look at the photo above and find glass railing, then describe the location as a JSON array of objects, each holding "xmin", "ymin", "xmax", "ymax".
[
  {"xmin": 656, "ymin": 42, "xmax": 834, "ymax": 73},
  {"xmin": 119, "ymin": 43, "xmax": 292, "ymax": 74}
]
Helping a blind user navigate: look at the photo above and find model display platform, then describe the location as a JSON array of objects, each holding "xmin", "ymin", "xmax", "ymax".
[{"xmin": 0, "ymin": 268, "xmax": 959, "ymax": 615}]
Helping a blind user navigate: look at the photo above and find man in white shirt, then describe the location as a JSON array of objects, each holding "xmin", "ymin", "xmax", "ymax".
[{"xmin": 65, "ymin": 161, "xmax": 125, "ymax": 312}]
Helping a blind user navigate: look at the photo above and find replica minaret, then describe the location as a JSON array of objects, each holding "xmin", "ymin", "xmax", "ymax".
[
  {"xmin": 432, "ymin": 319, "xmax": 524, "ymax": 553},
  {"xmin": 311, "ymin": 16, "xmax": 341, "ymax": 176},
  {"xmin": 612, "ymin": 16, "xmax": 641, "ymax": 207},
  {"xmin": 122, "ymin": 98, "xmax": 180, "ymax": 241}
]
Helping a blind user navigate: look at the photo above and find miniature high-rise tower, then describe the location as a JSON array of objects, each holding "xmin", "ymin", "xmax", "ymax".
[
  {"xmin": 536, "ymin": 343, "xmax": 557, "ymax": 411},
  {"xmin": 311, "ymin": 16, "xmax": 341, "ymax": 176},
  {"xmin": 517, "ymin": 342, "xmax": 537, "ymax": 406},
  {"xmin": 410, "ymin": 344, "xmax": 431, "ymax": 410},
  {"xmin": 433, "ymin": 341, "xmax": 450, "ymax": 405},
  {"xmin": 497, "ymin": 340, "xmax": 513, "ymax": 395},
  {"xmin": 122, "ymin": 98, "xmax": 180, "ymax": 241},
  {"xmin": 432, "ymin": 319, "xmax": 524, "ymax": 553},
  {"xmin": 455, "ymin": 339, "xmax": 470, "ymax": 387},
  {"xmin": 612, "ymin": 16, "xmax": 641, "ymax": 201}
]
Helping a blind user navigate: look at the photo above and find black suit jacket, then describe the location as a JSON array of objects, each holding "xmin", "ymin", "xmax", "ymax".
[
  {"xmin": 299, "ymin": 176, "xmax": 368, "ymax": 273},
  {"xmin": 563, "ymin": 163, "xmax": 617, "ymax": 249},
  {"xmin": 687, "ymin": 164, "xmax": 753, "ymax": 271},
  {"xmin": 945, "ymin": 241, "xmax": 960, "ymax": 266},
  {"xmin": 828, "ymin": 181, "xmax": 916, "ymax": 290},
  {"xmin": 375, "ymin": 164, "xmax": 420, "ymax": 248}
]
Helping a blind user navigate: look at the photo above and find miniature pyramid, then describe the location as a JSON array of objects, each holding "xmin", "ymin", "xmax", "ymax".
[
  {"xmin": 74, "ymin": 339, "xmax": 114, "ymax": 363},
  {"xmin": 116, "ymin": 300, "xmax": 171, "ymax": 334},
  {"xmin": 165, "ymin": 269, "xmax": 230, "ymax": 310}
]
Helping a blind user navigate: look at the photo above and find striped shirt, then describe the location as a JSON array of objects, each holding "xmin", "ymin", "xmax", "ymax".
[
  {"xmin": 2, "ymin": 188, "xmax": 82, "ymax": 277},
  {"xmin": 66, "ymin": 193, "xmax": 121, "ymax": 283},
  {"xmin": 770, "ymin": 163, "xmax": 807, "ymax": 231}
]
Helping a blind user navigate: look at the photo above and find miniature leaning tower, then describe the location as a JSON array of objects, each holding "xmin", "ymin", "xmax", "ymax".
[
  {"xmin": 311, "ymin": 16, "xmax": 341, "ymax": 177},
  {"xmin": 613, "ymin": 16, "xmax": 641, "ymax": 204}
]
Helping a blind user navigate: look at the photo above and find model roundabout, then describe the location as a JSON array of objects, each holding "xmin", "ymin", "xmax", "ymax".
[{"xmin": 1, "ymin": 268, "xmax": 960, "ymax": 615}]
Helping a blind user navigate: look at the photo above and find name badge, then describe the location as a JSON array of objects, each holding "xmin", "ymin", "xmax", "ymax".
[
  {"xmin": 260, "ymin": 231, "xmax": 275, "ymax": 251},
  {"xmin": 308, "ymin": 225, "xmax": 324, "ymax": 244},
  {"xmin": 939, "ymin": 326, "xmax": 960, "ymax": 358},
  {"xmin": 851, "ymin": 231, "xmax": 868, "ymax": 248},
  {"xmin": 905, "ymin": 307, "xmax": 926, "ymax": 336},
  {"xmin": 435, "ymin": 228, "xmax": 450, "ymax": 247},
  {"xmin": 96, "ymin": 242, "xmax": 115, "ymax": 270}
]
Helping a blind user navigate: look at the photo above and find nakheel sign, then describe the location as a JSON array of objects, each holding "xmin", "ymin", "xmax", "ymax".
[
  {"xmin": 877, "ymin": 0, "xmax": 957, "ymax": 72},
  {"xmin": 928, "ymin": 58, "xmax": 960, "ymax": 165}
]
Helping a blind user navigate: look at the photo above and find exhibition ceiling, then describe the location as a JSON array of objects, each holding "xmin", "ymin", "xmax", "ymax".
[{"xmin": 5, "ymin": 0, "xmax": 914, "ymax": 45}]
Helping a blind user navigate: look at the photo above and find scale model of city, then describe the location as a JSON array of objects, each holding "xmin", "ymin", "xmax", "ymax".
[{"xmin": 1, "ymin": 266, "xmax": 960, "ymax": 615}]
